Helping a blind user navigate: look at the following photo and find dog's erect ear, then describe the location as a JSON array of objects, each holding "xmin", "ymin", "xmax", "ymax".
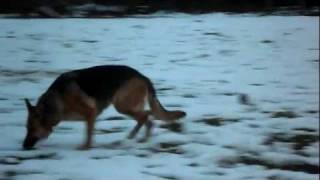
[{"xmin": 24, "ymin": 98, "xmax": 34, "ymax": 112}]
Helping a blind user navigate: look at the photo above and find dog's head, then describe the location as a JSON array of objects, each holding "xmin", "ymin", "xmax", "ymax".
[{"xmin": 23, "ymin": 99, "xmax": 52, "ymax": 150}]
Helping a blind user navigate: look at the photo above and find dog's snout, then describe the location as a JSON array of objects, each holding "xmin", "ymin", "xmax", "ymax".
[{"xmin": 23, "ymin": 136, "xmax": 39, "ymax": 150}]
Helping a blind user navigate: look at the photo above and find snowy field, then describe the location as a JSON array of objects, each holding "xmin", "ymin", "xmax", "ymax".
[{"xmin": 0, "ymin": 13, "xmax": 319, "ymax": 180}]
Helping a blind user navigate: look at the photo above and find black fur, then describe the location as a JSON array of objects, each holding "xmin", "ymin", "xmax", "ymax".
[{"xmin": 48, "ymin": 65, "xmax": 153, "ymax": 108}]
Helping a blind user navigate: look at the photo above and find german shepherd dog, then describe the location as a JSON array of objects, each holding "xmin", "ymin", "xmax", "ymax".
[{"xmin": 23, "ymin": 65, "xmax": 186, "ymax": 150}]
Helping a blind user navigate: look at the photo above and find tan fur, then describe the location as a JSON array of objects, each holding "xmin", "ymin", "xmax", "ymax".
[
  {"xmin": 148, "ymin": 94, "xmax": 186, "ymax": 121},
  {"xmin": 24, "ymin": 76, "xmax": 186, "ymax": 150},
  {"xmin": 112, "ymin": 78, "xmax": 152, "ymax": 141},
  {"xmin": 62, "ymin": 83, "xmax": 98, "ymax": 120}
]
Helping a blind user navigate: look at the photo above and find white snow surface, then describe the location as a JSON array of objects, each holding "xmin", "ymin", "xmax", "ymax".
[{"xmin": 0, "ymin": 13, "xmax": 319, "ymax": 180}]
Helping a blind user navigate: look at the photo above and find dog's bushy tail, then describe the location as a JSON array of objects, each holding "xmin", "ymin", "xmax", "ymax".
[{"xmin": 146, "ymin": 79, "xmax": 186, "ymax": 121}]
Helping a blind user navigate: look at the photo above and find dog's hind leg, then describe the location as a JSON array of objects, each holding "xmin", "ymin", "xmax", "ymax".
[
  {"xmin": 113, "ymin": 78, "xmax": 152, "ymax": 141},
  {"xmin": 141, "ymin": 119, "xmax": 153, "ymax": 142},
  {"xmin": 127, "ymin": 111, "xmax": 150, "ymax": 139}
]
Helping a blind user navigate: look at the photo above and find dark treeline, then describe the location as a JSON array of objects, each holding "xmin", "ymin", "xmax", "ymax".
[{"xmin": 0, "ymin": 0, "xmax": 319, "ymax": 16}]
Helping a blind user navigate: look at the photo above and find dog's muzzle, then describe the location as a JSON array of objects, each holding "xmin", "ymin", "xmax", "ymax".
[{"xmin": 23, "ymin": 136, "xmax": 39, "ymax": 150}]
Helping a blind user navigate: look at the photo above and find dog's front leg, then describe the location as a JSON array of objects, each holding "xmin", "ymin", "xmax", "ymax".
[{"xmin": 78, "ymin": 118, "xmax": 95, "ymax": 150}]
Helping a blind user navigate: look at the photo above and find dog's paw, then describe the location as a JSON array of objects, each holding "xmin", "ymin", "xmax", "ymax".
[{"xmin": 127, "ymin": 132, "xmax": 137, "ymax": 139}]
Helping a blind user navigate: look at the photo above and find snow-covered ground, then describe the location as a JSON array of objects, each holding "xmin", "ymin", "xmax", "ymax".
[{"xmin": 0, "ymin": 13, "xmax": 319, "ymax": 180}]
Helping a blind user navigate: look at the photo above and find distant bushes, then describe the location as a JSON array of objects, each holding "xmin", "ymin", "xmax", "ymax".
[{"xmin": 0, "ymin": 0, "xmax": 318, "ymax": 15}]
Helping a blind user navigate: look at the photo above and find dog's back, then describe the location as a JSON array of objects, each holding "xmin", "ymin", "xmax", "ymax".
[{"xmin": 48, "ymin": 65, "xmax": 149, "ymax": 109}]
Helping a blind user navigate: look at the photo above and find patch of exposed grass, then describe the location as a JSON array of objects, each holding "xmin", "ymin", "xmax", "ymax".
[
  {"xmin": 293, "ymin": 128, "xmax": 316, "ymax": 133},
  {"xmin": 79, "ymin": 40, "xmax": 98, "ymax": 43},
  {"xmin": 91, "ymin": 156, "xmax": 110, "ymax": 160},
  {"xmin": 304, "ymin": 110, "xmax": 318, "ymax": 114},
  {"xmin": 248, "ymin": 124, "xmax": 260, "ymax": 128},
  {"xmin": 135, "ymin": 153, "xmax": 149, "ymax": 158},
  {"xmin": 195, "ymin": 117, "xmax": 224, "ymax": 126},
  {"xmin": 220, "ymin": 92, "xmax": 238, "ymax": 96},
  {"xmin": 219, "ymin": 155, "xmax": 319, "ymax": 174},
  {"xmin": 238, "ymin": 93, "xmax": 251, "ymax": 105},
  {"xmin": 261, "ymin": 40, "xmax": 274, "ymax": 44},
  {"xmin": 0, "ymin": 157, "xmax": 21, "ymax": 165},
  {"xmin": 100, "ymin": 141, "xmax": 123, "ymax": 149},
  {"xmin": 104, "ymin": 116, "xmax": 127, "ymax": 121},
  {"xmin": 195, "ymin": 117, "xmax": 241, "ymax": 126},
  {"xmin": 203, "ymin": 32, "xmax": 223, "ymax": 36},
  {"xmin": 62, "ymin": 43, "xmax": 73, "ymax": 48},
  {"xmin": 159, "ymin": 122, "xmax": 184, "ymax": 133},
  {"xmin": 159, "ymin": 142, "xmax": 182, "ymax": 149},
  {"xmin": 0, "ymin": 108, "xmax": 14, "ymax": 113},
  {"xmin": 2, "ymin": 153, "xmax": 59, "ymax": 163},
  {"xmin": 250, "ymin": 83, "xmax": 264, "ymax": 86},
  {"xmin": 147, "ymin": 142, "xmax": 186, "ymax": 154},
  {"xmin": 131, "ymin": 25, "xmax": 145, "ymax": 29},
  {"xmin": 217, "ymin": 80, "xmax": 230, "ymax": 84},
  {"xmin": 157, "ymin": 87, "xmax": 175, "ymax": 91},
  {"xmin": 95, "ymin": 127, "xmax": 126, "ymax": 134},
  {"xmin": 0, "ymin": 97, "xmax": 9, "ymax": 101},
  {"xmin": 141, "ymin": 171, "xmax": 180, "ymax": 180},
  {"xmin": 290, "ymin": 134, "xmax": 319, "ymax": 150},
  {"xmin": 218, "ymin": 49, "xmax": 237, "ymax": 56},
  {"xmin": 202, "ymin": 171, "xmax": 225, "ymax": 176},
  {"xmin": 187, "ymin": 162, "xmax": 200, "ymax": 167},
  {"xmin": 271, "ymin": 111, "xmax": 299, "ymax": 118},
  {"xmin": 1, "ymin": 35, "xmax": 16, "ymax": 39},
  {"xmin": 4, "ymin": 170, "xmax": 42, "ymax": 177},
  {"xmin": 182, "ymin": 94, "xmax": 197, "ymax": 98},
  {"xmin": 158, "ymin": 175, "xmax": 179, "ymax": 180},
  {"xmin": 195, "ymin": 54, "xmax": 211, "ymax": 58},
  {"xmin": 264, "ymin": 133, "xmax": 319, "ymax": 150},
  {"xmin": 145, "ymin": 164, "xmax": 163, "ymax": 168},
  {"xmin": 252, "ymin": 67, "xmax": 268, "ymax": 70}
]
